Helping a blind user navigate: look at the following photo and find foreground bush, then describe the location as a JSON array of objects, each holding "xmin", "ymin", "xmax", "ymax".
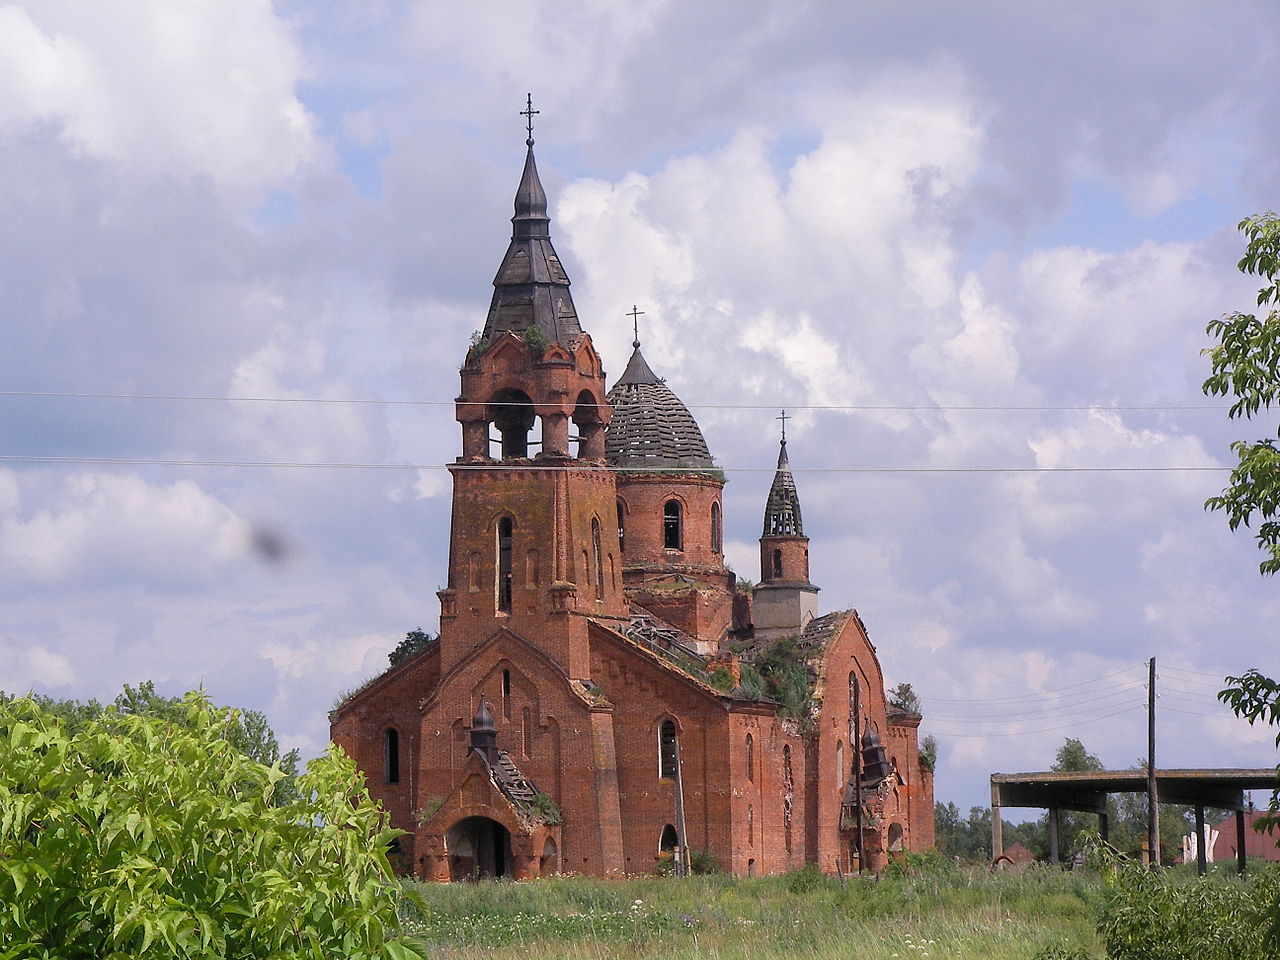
[
  {"xmin": 1099, "ymin": 864, "xmax": 1280, "ymax": 960},
  {"xmin": 0, "ymin": 692, "xmax": 424, "ymax": 959}
]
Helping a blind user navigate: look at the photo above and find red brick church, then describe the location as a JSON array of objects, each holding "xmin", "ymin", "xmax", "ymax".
[{"xmin": 330, "ymin": 127, "xmax": 934, "ymax": 880}]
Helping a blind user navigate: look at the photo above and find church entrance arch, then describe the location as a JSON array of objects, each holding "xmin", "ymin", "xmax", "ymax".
[{"xmin": 446, "ymin": 816, "xmax": 514, "ymax": 881}]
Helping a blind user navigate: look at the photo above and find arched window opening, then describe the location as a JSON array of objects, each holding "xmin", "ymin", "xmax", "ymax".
[
  {"xmin": 384, "ymin": 728, "xmax": 400, "ymax": 785},
  {"xmin": 497, "ymin": 517, "xmax": 514, "ymax": 613},
  {"xmin": 836, "ymin": 740, "xmax": 845, "ymax": 792},
  {"xmin": 663, "ymin": 500, "xmax": 683, "ymax": 551},
  {"xmin": 659, "ymin": 823, "xmax": 679, "ymax": 854},
  {"xmin": 848, "ymin": 672, "xmax": 861, "ymax": 761},
  {"xmin": 502, "ymin": 668, "xmax": 512, "ymax": 720},
  {"xmin": 711, "ymin": 503, "xmax": 722, "ymax": 554},
  {"xmin": 748, "ymin": 858, "xmax": 757, "ymax": 877},
  {"xmin": 591, "ymin": 518, "xmax": 604, "ymax": 600},
  {"xmin": 659, "ymin": 720, "xmax": 678, "ymax": 779},
  {"xmin": 488, "ymin": 389, "xmax": 536, "ymax": 459},
  {"xmin": 745, "ymin": 733, "xmax": 754, "ymax": 781},
  {"xmin": 748, "ymin": 804, "xmax": 755, "ymax": 845},
  {"xmin": 772, "ymin": 548, "xmax": 783, "ymax": 579},
  {"xmin": 616, "ymin": 500, "xmax": 626, "ymax": 555}
]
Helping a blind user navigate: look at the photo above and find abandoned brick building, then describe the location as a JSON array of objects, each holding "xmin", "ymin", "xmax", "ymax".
[{"xmin": 330, "ymin": 130, "xmax": 934, "ymax": 880}]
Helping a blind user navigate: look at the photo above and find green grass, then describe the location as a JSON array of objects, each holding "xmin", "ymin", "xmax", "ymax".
[{"xmin": 400, "ymin": 862, "xmax": 1105, "ymax": 959}]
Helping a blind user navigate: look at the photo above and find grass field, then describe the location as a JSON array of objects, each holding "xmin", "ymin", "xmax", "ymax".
[{"xmin": 400, "ymin": 862, "xmax": 1105, "ymax": 960}]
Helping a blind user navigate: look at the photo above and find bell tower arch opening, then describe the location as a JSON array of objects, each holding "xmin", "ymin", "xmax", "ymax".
[{"xmin": 489, "ymin": 389, "xmax": 536, "ymax": 459}]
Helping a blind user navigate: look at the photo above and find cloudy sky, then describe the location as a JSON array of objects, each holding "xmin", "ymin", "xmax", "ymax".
[{"xmin": 2, "ymin": 0, "xmax": 1278, "ymax": 814}]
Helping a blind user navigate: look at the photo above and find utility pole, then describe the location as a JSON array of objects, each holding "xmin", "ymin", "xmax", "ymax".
[{"xmin": 1147, "ymin": 657, "xmax": 1160, "ymax": 866}]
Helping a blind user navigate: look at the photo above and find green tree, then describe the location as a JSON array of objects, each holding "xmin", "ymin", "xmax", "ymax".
[
  {"xmin": 1045, "ymin": 738, "xmax": 1104, "ymax": 859},
  {"xmin": 887, "ymin": 682, "xmax": 922, "ymax": 714},
  {"xmin": 0, "ymin": 691, "xmax": 425, "ymax": 959},
  {"xmin": 1220, "ymin": 669, "xmax": 1280, "ymax": 835},
  {"xmin": 0, "ymin": 682, "xmax": 302, "ymax": 806},
  {"xmin": 1202, "ymin": 212, "xmax": 1280, "ymax": 574},
  {"xmin": 389, "ymin": 628, "xmax": 437, "ymax": 667}
]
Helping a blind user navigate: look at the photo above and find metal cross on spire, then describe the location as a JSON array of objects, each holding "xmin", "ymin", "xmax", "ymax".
[
  {"xmin": 777, "ymin": 409, "xmax": 790, "ymax": 443},
  {"xmin": 521, "ymin": 93, "xmax": 539, "ymax": 146},
  {"xmin": 627, "ymin": 305, "xmax": 645, "ymax": 348}
]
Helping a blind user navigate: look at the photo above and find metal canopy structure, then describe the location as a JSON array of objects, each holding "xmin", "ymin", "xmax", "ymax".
[{"xmin": 990, "ymin": 768, "xmax": 1278, "ymax": 875}]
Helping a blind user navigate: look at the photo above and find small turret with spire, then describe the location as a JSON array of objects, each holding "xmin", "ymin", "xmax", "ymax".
[{"xmin": 753, "ymin": 414, "xmax": 818, "ymax": 639}]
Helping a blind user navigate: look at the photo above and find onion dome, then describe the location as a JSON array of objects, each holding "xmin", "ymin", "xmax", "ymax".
[
  {"xmin": 605, "ymin": 342, "xmax": 715, "ymax": 469},
  {"xmin": 763, "ymin": 438, "xmax": 803, "ymax": 536},
  {"xmin": 481, "ymin": 142, "xmax": 583, "ymax": 346}
]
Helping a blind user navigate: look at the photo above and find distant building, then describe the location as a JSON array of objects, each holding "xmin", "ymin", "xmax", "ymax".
[
  {"xmin": 1211, "ymin": 810, "xmax": 1280, "ymax": 863},
  {"xmin": 330, "ymin": 129, "xmax": 933, "ymax": 880}
]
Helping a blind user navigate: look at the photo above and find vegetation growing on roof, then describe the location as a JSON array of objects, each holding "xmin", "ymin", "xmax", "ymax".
[
  {"xmin": 888, "ymin": 681, "xmax": 922, "ymax": 714},
  {"xmin": 390, "ymin": 628, "xmax": 437, "ymax": 667},
  {"xmin": 738, "ymin": 636, "xmax": 815, "ymax": 721}
]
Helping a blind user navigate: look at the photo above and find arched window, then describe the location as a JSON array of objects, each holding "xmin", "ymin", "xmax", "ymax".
[
  {"xmin": 502, "ymin": 668, "xmax": 511, "ymax": 720},
  {"xmin": 748, "ymin": 803, "xmax": 754, "ymax": 845},
  {"xmin": 497, "ymin": 517, "xmax": 513, "ymax": 613},
  {"xmin": 591, "ymin": 517, "xmax": 604, "ymax": 600},
  {"xmin": 616, "ymin": 500, "xmax": 626, "ymax": 555},
  {"xmin": 663, "ymin": 500, "xmax": 683, "ymax": 550},
  {"xmin": 489, "ymin": 388, "xmax": 535, "ymax": 459},
  {"xmin": 384, "ymin": 728, "xmax": 400, "ymax": 785},
  {"xmin": 711, "ymin": 502, "xmax": 722, "ymax": 554},
  {"xmin": 745, "ymin": 733, "xmax": 754, "ymax": 781},
  {"xmin": 836, "ymin": 740, "xmax": 845, "ymax": 791},
  {"xmin": 772, "ymin": 548, "xmax": 782, "ymax": 579},
  {"xmin": 659, "ymin": 720, "xmax": 678, "ymax": 779},
  {"xmin": 848, "ymin": 672, "xmax": 860, "ymax": 758}
]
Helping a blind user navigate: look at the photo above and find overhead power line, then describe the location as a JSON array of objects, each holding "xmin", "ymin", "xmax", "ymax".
[
  {"xmin": 0, "ymin": 456, "xmax": 1229, "ymax": 474},
  {"xmin": 927, "ymin": 703, "xmax": 1145, "ymax": 739},
  {"xmin": 0, "ymin": 389, "xmax": 1230, "ymax": 413}
]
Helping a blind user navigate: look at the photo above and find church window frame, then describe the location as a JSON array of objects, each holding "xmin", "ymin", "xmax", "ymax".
[
  {"xmin": 658, "ymin": 719, "xmax": 679, "ymax": 779},
  {"xmin": 772, "ymin": 548, "xmax": 783, "ymax": 579},
  {"xmin": 616, "ymin": 499, "xmax": 626, "ymax": 555},
  {"xmin": 384, "ymin": 727, "xmax": 401, "ymax": 785},
  {"xmin": 663, "ymin": 499, "xmax": 683, "ymax": 551},
  {"xmin": 745, "ymin": 733, "xmax": 754, "ymax": 781},
  {"xmin": 502, "ymin": 668, "xmax": 512, "ymax": 720},
  {"xmin": 496, "ymin": 516, "xmax": 514, "ymax": 614},
  {"xmin": 711, "ymin": 502, "xmax": 722, "ymax": 554}
]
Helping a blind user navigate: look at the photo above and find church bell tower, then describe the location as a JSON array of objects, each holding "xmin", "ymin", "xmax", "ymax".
[{"xmin": 437, "ymin": 112, "xmax": 628, "ymax": 675}]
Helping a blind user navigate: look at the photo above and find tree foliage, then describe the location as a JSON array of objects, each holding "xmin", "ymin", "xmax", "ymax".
[
  {"xmin": 0, "ymin": 691, "xmax": 425, "ymax": 959},
  {"xmin": 1220, "ymin": 669, "xmax": 1280, "ymax": 836},
  {"xmin": 389, "ymin": 628, "xmax": 437, "ymax": 668},
  {"xmin": 0, "ymin": 681, "xmax": 302, "ymax": 806},
  {"xmin": 887, "ymin": 682, "xmax": 922, "ymax": 714},
  {"xmin": 1203, "ymin": 212, "xmax": 1280, "ymax": 574}
]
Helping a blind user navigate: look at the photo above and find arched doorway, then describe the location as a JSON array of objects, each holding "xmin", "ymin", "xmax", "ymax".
[
  {"xmin": 659, "ymin": 823, "xmax": 679, "ymax": 854},
  {"xmin": 446, "ymin": 816, "xmax": 514, "ymax": 881}
]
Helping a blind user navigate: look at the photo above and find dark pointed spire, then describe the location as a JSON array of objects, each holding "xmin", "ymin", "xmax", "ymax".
[
  {"xmin": 763, "ymin": 423, "xmax": 804, "ymax": 537},
  {"xmin": 480, "ymin": 99, "xmax": 583, "ymax": 346}
]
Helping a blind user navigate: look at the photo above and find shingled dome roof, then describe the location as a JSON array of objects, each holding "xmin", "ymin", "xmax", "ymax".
[{"xmin": 606, "ymin": 343, "xmax": 715, "ymax": 469}]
